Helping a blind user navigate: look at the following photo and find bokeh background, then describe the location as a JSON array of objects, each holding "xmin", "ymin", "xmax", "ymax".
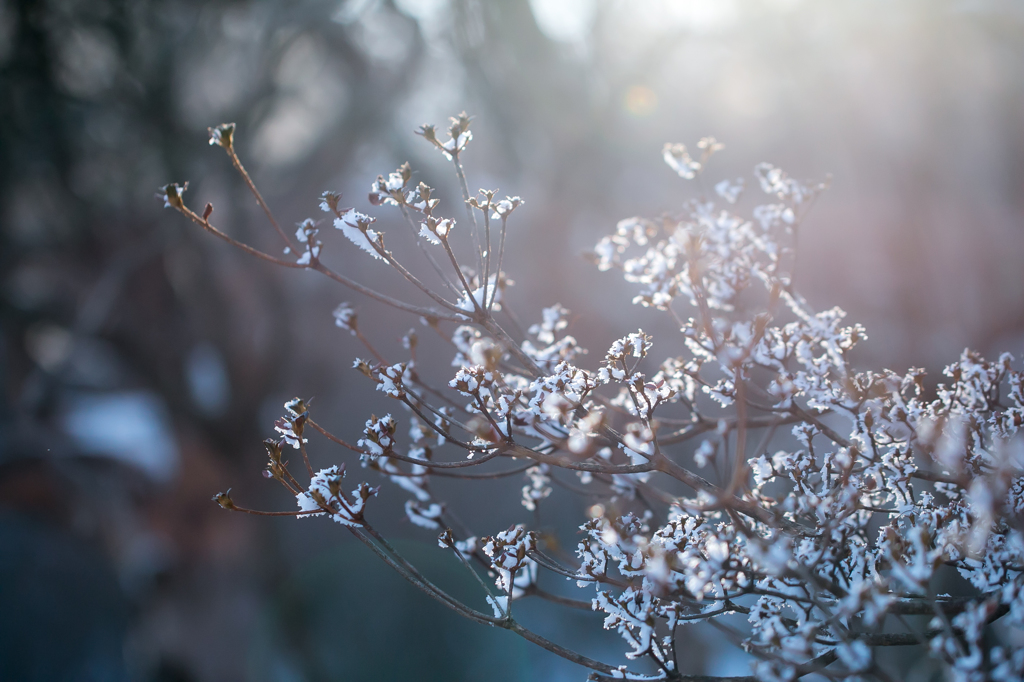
[{"xmin": 2, "ymin": 0, "xmax": 1024, "ymax": 680}]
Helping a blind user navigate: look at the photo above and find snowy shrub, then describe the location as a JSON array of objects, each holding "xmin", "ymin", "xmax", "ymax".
[{"xmin": 164, "ymin": 115, "xmax": 1024, "ymax": 681}]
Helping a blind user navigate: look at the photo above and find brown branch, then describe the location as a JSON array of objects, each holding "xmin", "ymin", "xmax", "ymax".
[{"xmin": 224, "ymin": 146, "xmax": 296, "ymax": 252}]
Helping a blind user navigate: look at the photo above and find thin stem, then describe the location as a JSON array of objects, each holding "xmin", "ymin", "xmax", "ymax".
[
  {"xmin": 354, "ymin": 328, "xmax": 386, "ymax": 364},
  {"xmin": 362, "ymin": 523, "xmax": 502, "ymax": 623},
  {"xmin": 441, "ymin": 235, "xmax": 483, "ymax": 315},
  {"xmin": 176, "ymin": 205, "xmax": 305, "ymax": 268},
  {"xmin": 505, "ymin": 620, "xmax": 629, "ymax": 677},
  {"xmin": 228, "ymin": 506, "xmax": 322, "ymax": 517},
  {"xmin": 448, "ymin": 540, "xmax": 501, "ymax": 602},
  {"xmin": 488, "ymin": 216, "xmax": 508, "ymax": 311},
  {"xmin": 526, "ymin": 587, "xmax": 594, "ymax": 611},
  {"xmin": 365, "ymin": 234, "xmax": 466, "ymax": 313},
  {"xmin": 298, "ymin": 439, "xmax": 315, "ymax": 478},
  {"xmin": 399, "ymin": 204, "xmax": 464, "ymax": 297},
  {"xmin": 226, "ymin": 146, "xmax": 296, "ymax": 252},
  {"xmin": 312, "ymin": 261, "xmax": 463, "ymax": 321},
  {"xmin": 350, "ymin": 525, "xmax": 499, "ymax": 627},
  {"xmin": 481, "ymin": 200, "xmax": 493, "ymax": 310},
  {"xmin": 451, "ymin": 153, "xmax": 484, "ymax": 282}
]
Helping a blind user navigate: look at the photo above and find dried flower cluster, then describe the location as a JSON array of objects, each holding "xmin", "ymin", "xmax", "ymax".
[{"xmin": 162, "ymin": 117, "xmax": 1024, "ymax": 681}]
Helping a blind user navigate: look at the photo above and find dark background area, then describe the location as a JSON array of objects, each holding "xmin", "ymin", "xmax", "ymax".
[{"xmin": 2, "ymin": 0, "xmax": 1024, "ymax": 680}]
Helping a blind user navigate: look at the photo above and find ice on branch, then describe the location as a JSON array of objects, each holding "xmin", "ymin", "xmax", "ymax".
[
  {"xmin": 295, "ymin": 466, "xmax": 377, "ymax": 527},
  {"xmin": 334, "ymin": 209, "xmax": 385, "ymax": 260}
]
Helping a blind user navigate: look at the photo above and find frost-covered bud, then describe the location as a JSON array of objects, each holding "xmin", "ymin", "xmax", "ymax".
[
  {"xmin": 490, "ymin": 196, "xmax": 522, "ymax": 220},
  {"xmin": 440, "ymin": 532, "xmax": 479, "ymax": 559},
  {"xmin": 420, "ymin": 115, "xmax": 473, "ymax": 159},
  {"xmin": 294, "ymin": 466, "xmax": 376, "ymax": 527},
  {"xmin": 319, "ymin": 191, "xmax": 341, "ymax": 214},
  {"xmin": 294, "ymin": 218, "xmax": 318, "ymax": 244},
  {"xmin": 419, "ymin": 216, "xmax": 454, "ymax": 245},
  {"xmin": 333, "ymin": 302, "xmax": 357, "ymax": 335},
  {"xmin": 353, "ymin": 481, "xmax": 378, "ymax": 505},
  {"xmin": 438, "ymin": 528, "xmax": 455, "ymax": 549},
  {"xmin": 467, "ymin": 188, "xmax": 496, "ymax": 212},
  {"xmin": 662, "ymin": 143, "xmax": 701, "ymax": 179},
  {"xmin": 415, "ymin": 124, "xmax": 438, "ymax": 145},
  {"xmin": 482, "ymin": 525, "xmax": 535, "ymax": 573},
  {"xmin": 207, "ymin": 122, "xmax": 235, "ymax": 149},
  {"xmin": 209, "ymin": 122, "xmax": 237, "ymax": 148},
  {"xmin": 274, "ymin": 407, "xmax": 307, "ymax": 449},
  {"xmin": 157, "ymin": 182, "xmax": 188, "ymax": 210},
  {"xmin": 263, "ymin": 438, "xmax": 283, "ymax": 465},
  {"xmin": 293, "ymin": 219, "xmax": 323, "ymax": 264},
  {"xmin": 352, "ymin": 358, "xmax": 374, "ymax": 378},
  {"xmin": 434, "ymin": 112, "xmax": 473, "ymax": 160},
  {"xmin": 450, "ymin": 367, "xmax": 491, "ymax": 395},
  {"xmin": 358, "ymin": 414, "xmax": 397, "ymax": 457},
  {"xmin": 405, "ymin": 182, "xmax": 439, "ymax": 215},
  {"xmin": 305, "ymin": 482, "xmax": 331, "ymax": 511},
  {"xmin": 369, "ymin": 163, "xmax": 411, "ymax": 206},
  {"xmin": 450, "ymin": 111, "xmax": 472, "ymax": 137},
  {"xmin": 375, "ymin": 363, "xmax": 408, "ymax": 399},
  {"xmin": 212, "ymin": 490, "xmax": 235, "ymax": 510},
  {"xmin": 284, "ymin": 398, "xmax": 309, "ymax": 418},
  {"xmin": 605, "ymin": 330, "xmax": 652, "ymax": 364},
  {"xmin": 600, "ymin": 331, "xmax": 653, "ymax": 384},
  {"xmin": 326, "ymin": 473, "xmax": 343, "ymax": 497}
]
